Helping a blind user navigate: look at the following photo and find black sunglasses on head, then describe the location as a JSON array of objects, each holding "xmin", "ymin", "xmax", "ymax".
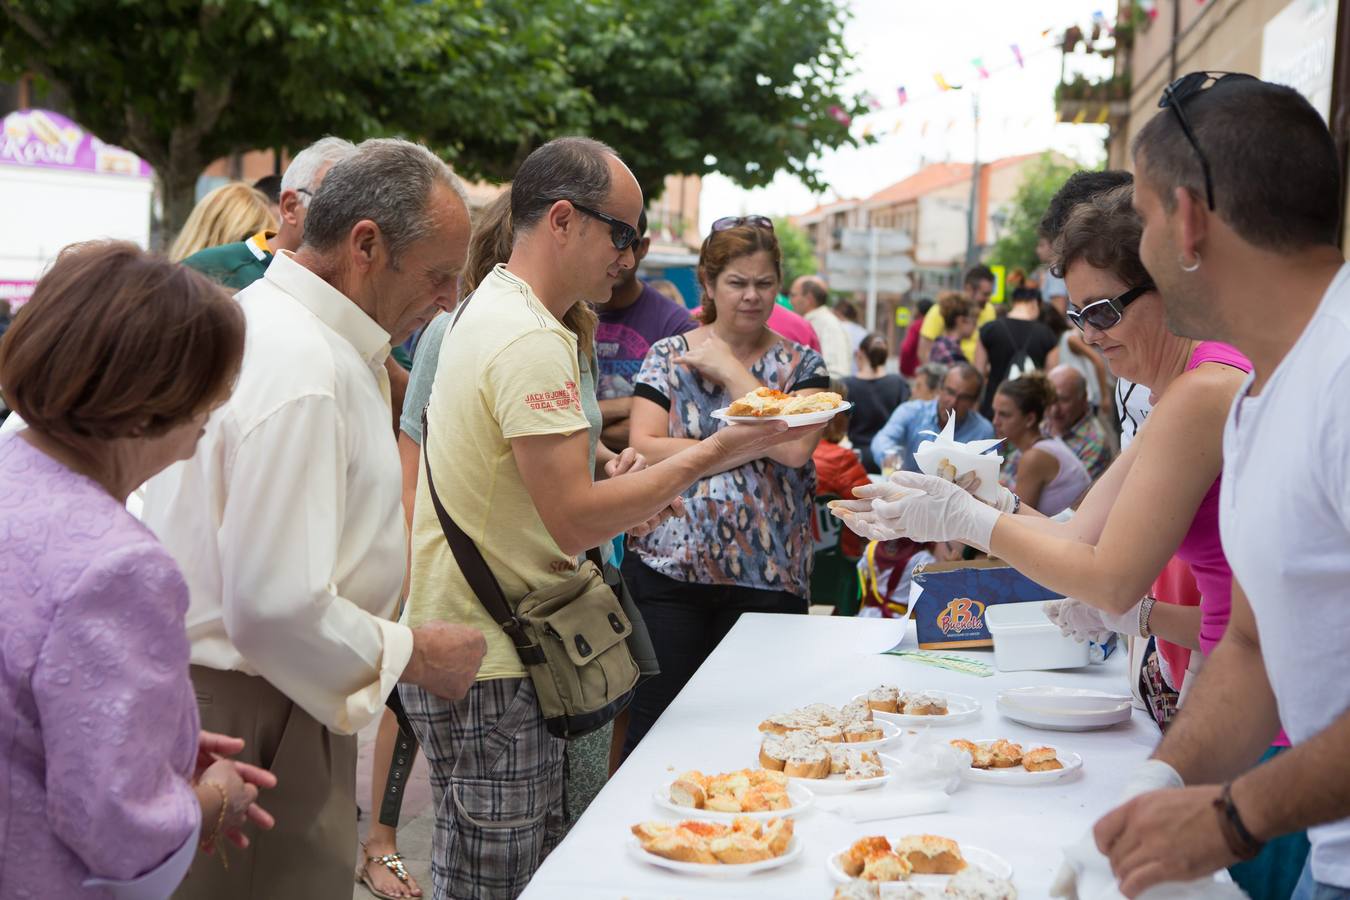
[
  {"xmin": 1067, "ymin": 284, "xmax": 1153, "ymax": 332},
  {"xmin": 549, "ymin": 199, "xmax": 640, "ymax": 250},
  {"xmin": 711, "ymin": 215, "xmax": 774, "ymax": 232},
  {"xmin": 1157, "ymin": 71, "xmax": 1257, "ymax": 211}
]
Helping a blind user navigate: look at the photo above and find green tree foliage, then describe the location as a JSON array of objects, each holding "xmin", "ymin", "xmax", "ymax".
[
  {"xmin": 557, "ymin": 0, "xmax": 867, "ymax": 202},
  {"xmin": 0, "ymin": 0, "xmax": 867, "ymax": 238},
  {"xmin": 987, "ymin": 152, "xmax": 1080, "ymax": 275},
  {"xmin": 773, "ymin": 216, "xmax": 818, "ymax": 286}
]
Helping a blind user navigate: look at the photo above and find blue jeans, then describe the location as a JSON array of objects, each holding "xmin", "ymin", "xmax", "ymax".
[{"xmin": 1294, "ymin": 859, "xmax": 1350, "ymax": 900}]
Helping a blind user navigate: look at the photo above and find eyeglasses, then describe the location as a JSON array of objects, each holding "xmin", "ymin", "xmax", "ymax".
[
  {"xmin": 711, "ymin": 215, "xmax": 774, "ymax": 232},
  {"xmin": 1067, "ymin": 284, "xmax": 1153, "ymax": 332},
  {"xmin": 548, "ymin": 199, "xmax": 640, "ymax": 251},
  {"xmin": 940, "ymin": 384, "xmax": 981, "ymax": 404},
  {"xmin": 1157, "ymin": 71, "xmax": 1255, "ymax": 211},
  {"xmin": 295, "ymin": 186, "xmax": 314, "ymax": 207}
]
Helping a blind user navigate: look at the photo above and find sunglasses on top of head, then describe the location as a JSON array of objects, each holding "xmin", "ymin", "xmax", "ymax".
[
  {"xmin": 1157, "ymin": 71, "xmax": 1257, "ymax": 211},
  {"xmin": 711, "ymin": 215, "xmax": 775, "ymax": 232},
  {"xmin": 1067, "ymin": 284, "xmax": 1154, "ymax": 332},
  {"xmin": 548, "ymin": 199, "xmax": 640, "ymax": 250}
]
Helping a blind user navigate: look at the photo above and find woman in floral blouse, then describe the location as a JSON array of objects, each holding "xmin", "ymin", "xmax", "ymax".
[{"xmin": 621, "ymin": 218, "xmax": 828, "ymax": 757}]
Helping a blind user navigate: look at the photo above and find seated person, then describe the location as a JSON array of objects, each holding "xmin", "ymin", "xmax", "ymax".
[
  {"xmin": 870, "ymin": 362, "xmax": 993, "ymax": 474},
  {"xmin": 1043, "ymin": 364, "xmax": 1115, "ymax": 481},
  {"xmin": 812, "ymin": 380, "xmax": 872, "ymax": 558},
  {"xmin": 992, "ymin": 372, "xmax": 1092, "ymax": 516}
]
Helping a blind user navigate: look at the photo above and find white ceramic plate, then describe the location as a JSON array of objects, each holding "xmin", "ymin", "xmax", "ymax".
[
  {"xmin": 711, "ymin": 401, "xmax": 853, "ymax": 427},
  {"xmin": 852, "ymin": 692, "xmax": 983, "ymax": 727},
  {"xmin": 957, "ymin": 740, "xmax": 1083, "ymax": 785},
  {"xmin": 653, "ymin": 778, "xmax": 815, "ymax": 821},
  {"xmin": 786, "ymin": 752, "xmax": 901, "ymax": 793},
  {"xmin": 627, "ymin": 833, "xmax": 803, "ymax": 877},
  {"xmin": 826, "ymin": 842, "xmax": 1013, "ymax": 888},
  {"xmin": 999, "ymin": 696, "xmax": 1134, "ymax": 728}
]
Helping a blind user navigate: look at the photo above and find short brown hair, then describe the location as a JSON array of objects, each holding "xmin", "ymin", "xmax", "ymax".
[
  {"xmin": 0, "ymin": 241, "xmax": 246, "ymax": 441},
  {"xmin": 697, "ymin": 225, "xmax": 782, "ymax": 323},
  {"xmin": 996, "ymin": 370, "xmax": 1057, "ymax": 425},
  {"xmin": 1052, "ymin": 185, "xmax": 1152, "ymax": 289},
  {"xmin": 936, "ymin": 291, "xmax": 973, "ymax": 329},
  {"xmin": 1132, "ymin": 76, "xmax": 1339, "ymax": 251}
]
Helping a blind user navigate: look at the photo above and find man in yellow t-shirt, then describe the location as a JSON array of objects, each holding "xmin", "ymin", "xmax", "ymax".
[
  {"xmin": 398, "ymin": 137, "xmax": 810, "ymax": 900},
  {"xmin": 918, "ymin": 264, "xmax": 997, "ymax": 362}
]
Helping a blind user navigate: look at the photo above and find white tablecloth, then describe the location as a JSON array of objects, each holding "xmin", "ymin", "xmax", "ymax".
[{"xmin": 522, "ymin": 613, "xmax": 1160, "ymax": 899}]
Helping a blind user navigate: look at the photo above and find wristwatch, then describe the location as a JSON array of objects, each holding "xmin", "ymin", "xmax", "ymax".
[{"xmin": 1138, "ymin": 595, "xmax": 1158, "ymax": 639}]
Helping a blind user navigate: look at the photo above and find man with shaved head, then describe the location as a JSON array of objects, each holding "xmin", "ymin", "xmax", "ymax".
[
  {"xmin": 790, "ymin": 274, "xmax": 851, "ymax": 375},
  {"xmin": 1044, "ymin": 364, "xmax": 1115, "ymax": 481}
]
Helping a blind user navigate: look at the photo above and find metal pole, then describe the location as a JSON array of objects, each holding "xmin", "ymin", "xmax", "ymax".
[
  {"xmin": 965, "ymin": 92, "xmax": 982, "ymax": 270},
  {"xmin": 866, "ymin": 226, "xmax": 879, "ymax": 332}
]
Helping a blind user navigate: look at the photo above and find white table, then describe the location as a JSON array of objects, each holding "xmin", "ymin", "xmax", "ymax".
[{"xmin": 522, "ymin": 614, "xmax": 1160, "ymax": 899}]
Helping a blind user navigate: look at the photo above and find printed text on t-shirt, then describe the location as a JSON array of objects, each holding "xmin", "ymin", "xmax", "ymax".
[{"xmin": 524, "ymin": 381, "xmax": 581, "ymax": 412}]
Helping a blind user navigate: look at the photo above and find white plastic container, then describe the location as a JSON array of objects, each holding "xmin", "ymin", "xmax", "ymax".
[{"xmin": 985, "ymin": 602, "xmax": 1090, "ymax": 672}]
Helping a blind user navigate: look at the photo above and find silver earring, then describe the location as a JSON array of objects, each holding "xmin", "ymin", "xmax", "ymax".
[{"xmin": 1180, "ymin": 251, "xmax": 1201, "ymax": 273}]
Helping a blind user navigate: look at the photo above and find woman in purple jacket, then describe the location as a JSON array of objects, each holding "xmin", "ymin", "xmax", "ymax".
[{"xmin": 0, "ymin": 242, "xmax": 274, "ymax": 898}]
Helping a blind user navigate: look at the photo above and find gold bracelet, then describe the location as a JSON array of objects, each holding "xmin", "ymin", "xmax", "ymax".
[{"xmin": 200, "ymin": 781, "xmax": 228, "ymax": 852}]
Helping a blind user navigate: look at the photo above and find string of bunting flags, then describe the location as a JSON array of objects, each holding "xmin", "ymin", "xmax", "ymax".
[{"xmin": 826, "ymin": 9, "xmax": 1122, "ymax": 138}]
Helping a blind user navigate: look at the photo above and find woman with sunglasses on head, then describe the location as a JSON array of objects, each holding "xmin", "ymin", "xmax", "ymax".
[
  {"xmin": 836, "ymin": 183, "xmax": 1267, "ymax": 724},
  {"xmin": 620, "ymin": 216, "xmax": 829, "ymax": 757}
]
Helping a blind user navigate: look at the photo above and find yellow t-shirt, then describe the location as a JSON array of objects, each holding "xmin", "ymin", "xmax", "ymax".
[
  {"xmin": 405, "ymin": 265, "xmax": 590, "ymax": 681},
  {"xmin": 920, "ymin": 300, "xmax": 997, "ymax": 361}
]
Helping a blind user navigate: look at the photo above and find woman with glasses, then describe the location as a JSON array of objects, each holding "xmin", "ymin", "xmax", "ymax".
[
  {"xmin": 837, "ymin": 183, "xmax": 1255, "ymax": 705},
  {"xmin": 621, "ymin": 217, "xmax": 829, "ymax": 757}
]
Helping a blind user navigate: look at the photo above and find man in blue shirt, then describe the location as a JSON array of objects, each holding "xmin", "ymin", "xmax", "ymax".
[{"xmin": 872, "ymin": 361, "xmax": 993, "ymax": 472}]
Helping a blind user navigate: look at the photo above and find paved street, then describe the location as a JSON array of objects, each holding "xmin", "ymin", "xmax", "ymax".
[{"xmin": 353, "ymin": 716, "xmax": 435, "ymax": 899}]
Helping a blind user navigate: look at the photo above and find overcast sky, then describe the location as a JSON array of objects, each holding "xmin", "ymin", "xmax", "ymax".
[{"xmin": 699, "ymin": 0, "xmax": 1114, "ymax": 230}]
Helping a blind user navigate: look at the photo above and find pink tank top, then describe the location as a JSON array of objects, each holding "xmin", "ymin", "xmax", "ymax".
[{"xmin": 1176, "ymin": 342, "xmax": 1251, "ymax": 656}]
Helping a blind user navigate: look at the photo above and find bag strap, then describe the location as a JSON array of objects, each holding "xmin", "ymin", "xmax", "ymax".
[{"xmin": 420, "ymin": 414, "xmax": 548, "ymax": 666}]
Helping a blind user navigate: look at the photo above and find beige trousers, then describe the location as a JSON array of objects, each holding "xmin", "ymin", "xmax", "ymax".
[{"xmin": 174, "ymin": 666, "xmax": 357, "ymax": 900}]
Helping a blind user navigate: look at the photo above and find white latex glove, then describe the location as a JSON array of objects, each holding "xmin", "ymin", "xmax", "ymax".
[
  {"xmin": 835, "ymin": 471, "xmax": 1001, "ymax": 551},
  {"xmin": 1053, "ymin": 761, "xmax": 1182, "ymax": 900},
  {"xmin": 952, "ymin": 469, "xmax": 1019, "ymax": 514},
  {"xmin": 1044, "ymin": 598, "xmax": 1145, "ymax": 643}
]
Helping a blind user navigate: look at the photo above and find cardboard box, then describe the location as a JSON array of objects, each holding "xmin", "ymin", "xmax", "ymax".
[{"xmin": 910, "ymin": 559, "xmax": 1065, "ymax": 650}]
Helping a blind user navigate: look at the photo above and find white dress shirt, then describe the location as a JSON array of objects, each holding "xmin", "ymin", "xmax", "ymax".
[
  {"xmin": 805, "ymin": 305, "xmax": 854, "ymax": 377},
  {"xmin": 141, "ymin": 251, "xmax": 412, "ymax": 735}
]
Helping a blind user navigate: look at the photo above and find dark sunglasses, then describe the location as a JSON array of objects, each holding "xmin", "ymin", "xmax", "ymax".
[
  {"xmin": 1067, "ymin": 284, "xmax": 1153, "ymax": 332},
  {"xmin": 1158, "ymin": 71, "xmax": 1256, "ymax": 211},
  {"xmin": 711, "ymin": 215, "xmax": 774, "ymax": 232},
  {"xmin": 549, "ymin": 199, "xmax": 640, "ymax": 250}
]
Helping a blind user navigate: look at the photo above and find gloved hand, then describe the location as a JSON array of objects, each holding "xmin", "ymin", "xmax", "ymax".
[
  {"xmin": 1044, "ymin": 598, "xmax": 1144, "ymax": 643},
  {"xmin": 952, "ymin": 470, "xmax": 1019, "ymax": 514},
  {"xmin": 831, "ymin": 471, "xmax": 1001, "ymax": 551},
  {"xmin": 1050, "ymin": 760, "xmax": 1187, "ymax": 900}
]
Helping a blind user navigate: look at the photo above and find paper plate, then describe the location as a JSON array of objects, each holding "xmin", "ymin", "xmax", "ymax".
[
  {"xmin": 957, "ymin": 740, "xmax": 1083, "ymax": 785},
  {"xmin": 627, "ymin": 833, "xmax": 803, "ymax": 877},
  {"xmin": 785, "ymin": 752, "xmax": 902, "ymax": 793},
  {"xmin": 826, "ymin": 841, "xmax": 1013, "ymax": 887},
  {"xmin": 852, "ymin": 692, "xmax": 983, "ymax": 727},
  {"xmin": 653, "ymin": 778, "xmax": 814, "ymax": 821},
  {"xmin": 996, "ymin": 687, "xmax": 1132, "ymax": 732},
  {"xmin": 712, "ymin": 401, "xmax": 853, "ymax": 427}
]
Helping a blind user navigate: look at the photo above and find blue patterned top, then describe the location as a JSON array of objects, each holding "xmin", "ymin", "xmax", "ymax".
[{"xmin": 630, "ymin": 334, "xmax": 829, "ymax": 597}]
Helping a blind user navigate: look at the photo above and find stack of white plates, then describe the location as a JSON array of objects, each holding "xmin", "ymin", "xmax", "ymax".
[{"xmin": 996, "ymin": 686, "xmax": 1133, "ymax": 731}]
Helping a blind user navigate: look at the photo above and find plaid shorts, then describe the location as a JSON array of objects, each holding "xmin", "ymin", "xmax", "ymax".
[{"xmin": 400, "ymin": 678, "xmax": 567, "ymax": 900}]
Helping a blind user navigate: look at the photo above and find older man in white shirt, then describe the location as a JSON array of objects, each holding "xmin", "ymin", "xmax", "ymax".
[
  {"xmin": 790, "ymin": 274, "xmax": 852, "ymax": 376},
  {"xmin": 143, "ymin": 138, "xmax": 485, "ymax": 899}
]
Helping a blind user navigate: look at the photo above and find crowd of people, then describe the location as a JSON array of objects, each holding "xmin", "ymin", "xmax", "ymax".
[{"xmin": 0, "ymin": 70, "xmax": 1347, "ymax": 900}]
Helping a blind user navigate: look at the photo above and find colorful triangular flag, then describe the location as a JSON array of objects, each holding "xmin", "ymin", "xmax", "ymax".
[
  {"xmin": 1073, "ymin": 107, "xmax": 1088, "ymax": 124},
  {"xmin": 1095, "ymin": 105, "xmax": 1110, "ymax": 124},
  {"xmin": 934, "ymin": 72, "xmax": 954, "ymax": 92},
  {"xmin": 972, "ymin": 58, "xmax": 989, "ymax": 79},
  {"xmin": 897, "ymin": 86, "xmax": 909, "ymax": 106},
  {"xmin": 1010, "ymin": 44, "xmax": 1025, "ymax": 68},
  {"xmin": 864, "ymin": 92, "xmax": 883, "ymax": 111},
  {"xmin": 828, "ymin": 105, "xmax": 852, "ymax": 126}
]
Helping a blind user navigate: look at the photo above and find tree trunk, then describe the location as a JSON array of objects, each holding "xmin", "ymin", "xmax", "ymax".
[{"xmin": 158, "ymin": 164, "xmax": 200, "ymax": 254}]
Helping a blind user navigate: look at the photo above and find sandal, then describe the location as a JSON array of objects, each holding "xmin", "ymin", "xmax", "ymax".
[{"xmin": 355, "ymin": 843, "xmax": 418, "ymax": 900}]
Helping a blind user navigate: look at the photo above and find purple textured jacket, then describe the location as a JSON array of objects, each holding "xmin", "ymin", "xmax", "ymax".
[{"xmin": 0, "ymin": 434, "xmax": 200, "ymax": 898}]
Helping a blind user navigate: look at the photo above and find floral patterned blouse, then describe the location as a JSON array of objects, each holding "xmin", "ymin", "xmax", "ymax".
[{"xmin": 631, "ymin": 334, "xmax": 829, "ymax": 597}]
